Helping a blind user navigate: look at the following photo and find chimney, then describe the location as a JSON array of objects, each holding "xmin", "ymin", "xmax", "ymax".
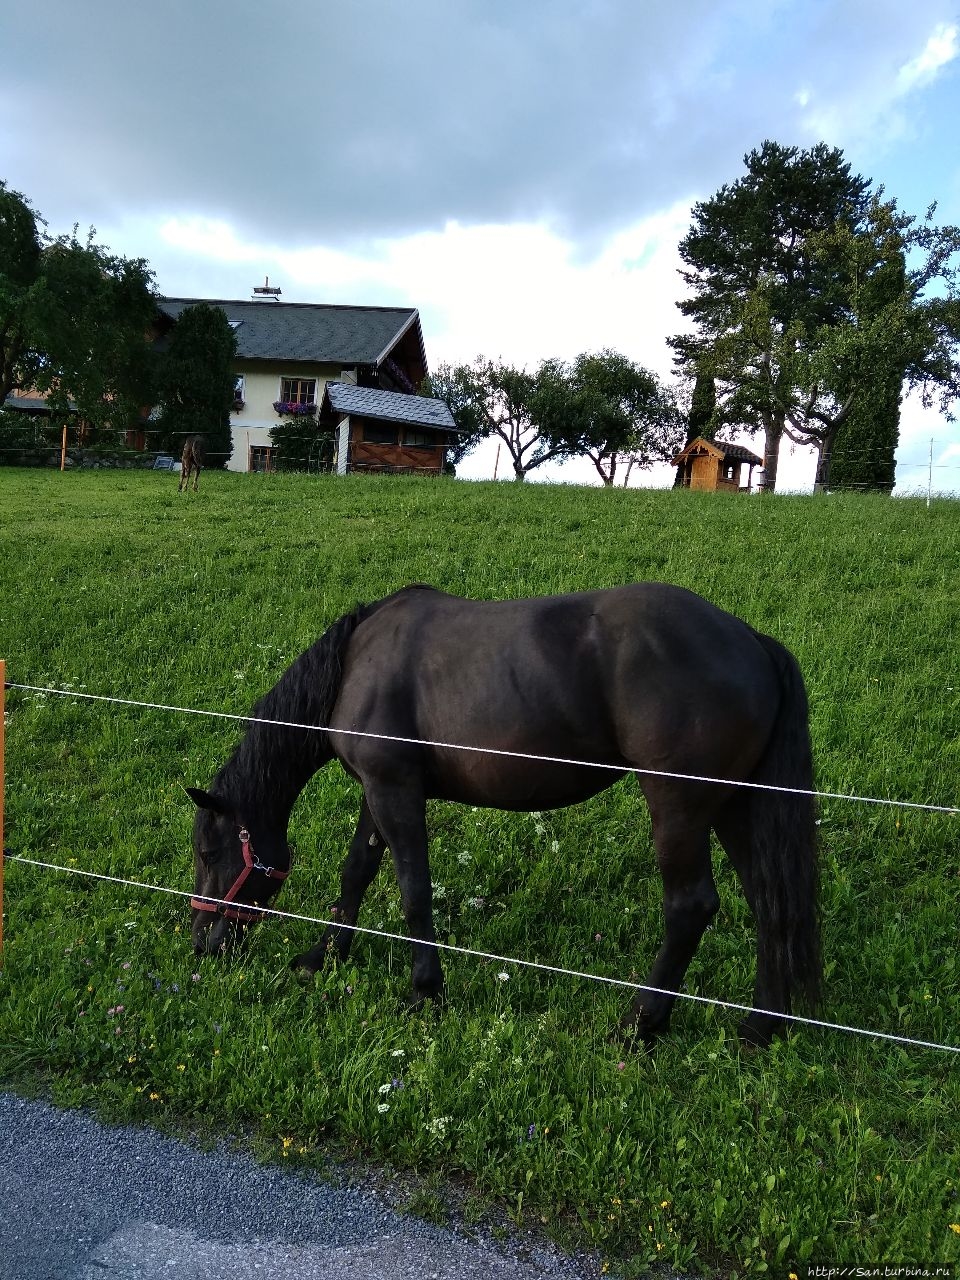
[{"xmin": 252, "ymin": 275, "xmax": 282, "ymax": 301}]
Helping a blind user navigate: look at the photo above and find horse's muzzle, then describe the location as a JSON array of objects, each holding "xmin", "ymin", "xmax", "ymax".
[{"xmin": 192, "ymin": 911, "xmax": 242, "ymax": 956}]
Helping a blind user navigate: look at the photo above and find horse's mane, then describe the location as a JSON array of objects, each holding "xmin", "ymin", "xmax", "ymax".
[{"xmin": 214, "ymin": 586, "xmax": 439, "ymax": 816}]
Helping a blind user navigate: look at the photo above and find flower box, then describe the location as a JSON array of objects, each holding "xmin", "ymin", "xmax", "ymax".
[{"xmin": 273, "ymin": 400, "xmax": 317, "ymax": 417}]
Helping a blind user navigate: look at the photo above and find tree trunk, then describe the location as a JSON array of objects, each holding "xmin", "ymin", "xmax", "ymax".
[{"xmin": 760, "ymin": 412, "xmax": 785, "ymax": 491}]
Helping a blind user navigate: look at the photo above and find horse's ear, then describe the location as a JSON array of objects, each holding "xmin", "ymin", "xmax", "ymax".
[{"xmin": 185, "ymin": 786, "xmax": 227, "ymax": 814}]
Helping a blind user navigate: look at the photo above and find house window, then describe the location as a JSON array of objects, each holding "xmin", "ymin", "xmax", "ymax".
[
  {"xmin": 404, "ymin": 429, "xmax": 435, "ymax": 448},
  {"xmin": 279, "ymin": 377, "xmax": 316, "ymax": 406},
  {"xmin": 362, "ymin": 423, "xmax": 399, "ymax": 444},
  {"xmin": 233, "ymin": 375, "xmax": 245, "ymax": 408}
]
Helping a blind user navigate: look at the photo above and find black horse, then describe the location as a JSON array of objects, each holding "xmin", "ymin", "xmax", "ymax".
[
  {"xmin": 189, "ymin": 583, "xmax": 819, "ymax": 1046},
  {"xmin": 178, "ymin": 435, "xmax": 206, "ymax": 492}
]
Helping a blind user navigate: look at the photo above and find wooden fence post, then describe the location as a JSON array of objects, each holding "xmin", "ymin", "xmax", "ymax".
[{"xmin": 0, "ymin": 660, "xmax": 5, "ymax": 956}]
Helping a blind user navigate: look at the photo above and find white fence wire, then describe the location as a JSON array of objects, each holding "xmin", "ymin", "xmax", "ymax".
[{"xmin": 2, "ymin": 678, "xmax": 958, "ymax": 1055}]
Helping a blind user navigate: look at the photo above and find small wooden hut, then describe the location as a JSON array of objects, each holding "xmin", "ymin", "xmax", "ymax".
[
  {"xmin": 672, "ymin": 437, "xmax": 763, "ymax": 493},
  {"xmin": 319, "ymin": 382, "xmax": 461, "ymax": 476}
]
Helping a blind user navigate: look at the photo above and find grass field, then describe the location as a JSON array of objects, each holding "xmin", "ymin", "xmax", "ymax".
[{"xmin": 1, "ymin": 467, "xmax": 958, "ymax": 1277}]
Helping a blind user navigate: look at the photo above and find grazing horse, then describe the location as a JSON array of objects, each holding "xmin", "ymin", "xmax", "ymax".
[
  {"xmin": 178, "ymin": 435, "xmax": 206, "ymax": 492},
  {"xmin": 189, "ymin": 583, "xmax": 820, "ymax": 1046}
]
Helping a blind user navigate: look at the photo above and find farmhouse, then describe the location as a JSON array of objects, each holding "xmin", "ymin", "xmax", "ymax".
[
  {"xmin": 155, "ymin": 292, "xmax": 448, "ymax": 474},
  {"xmin": 672, "ymin": 436, "xmax": 764, "ymax": 493}
]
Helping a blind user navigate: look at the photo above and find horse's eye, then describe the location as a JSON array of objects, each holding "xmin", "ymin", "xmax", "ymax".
[{"xmin": 199, "ymin": 847, "xmax": 222, "ymax": 866}]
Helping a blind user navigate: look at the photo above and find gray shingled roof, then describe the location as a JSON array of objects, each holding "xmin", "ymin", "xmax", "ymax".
[
  {"xmin": 157, "ymin": 298, "xmax": 421, "ymax": 366},
  {"xmin": 674, "ymin": 436, "xmax": 764, "ymax": 466},
  {"xmin": 322, "ymin": 382, "xmax": 461, "ymax": 431},
  {"xmin": 714, "ymin": 441, "xmax": 764, "ymax": 464}
]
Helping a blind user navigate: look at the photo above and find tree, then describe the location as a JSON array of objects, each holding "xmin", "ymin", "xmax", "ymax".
[
  {"xmin": 1, "ymin": 182, "xmax": 158, "ymax": 440},
  {"xmin": 827, "ymin": 374, "xmax": 901, "ymax": 492},
  {"xmin": 776, "ymin": 196, "xmax": 960, "ymax": 489},
  {"xmin": 536, "ymin": 350, "xmax": 685, "ymax": 486},
  {"xmin": 154, "ymin": 303, "xmax": 237, "ymax": 467},
  {"xmin": 426, "ymin": 357, "xmax": 574, "ymax": 480},
  {"xmin": 0, "ymin": 181, "xmax": 43, "ymax": 403},
  {"xmin": 671, "ymin": 141, "xmax": 871, "ymax": 490},
  {"xmin": 27, "ymin": 231, "xmax": 158, "ymax": 437}
]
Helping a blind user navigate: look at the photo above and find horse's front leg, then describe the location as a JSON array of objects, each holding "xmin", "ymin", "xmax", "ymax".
[
  {"xmin": 292, "ymin": 799, "xmax": 385, "ymax": 974},
  {"xmin": 363, "ymin": 779, "xmax": 443, "ymax": 1008}
]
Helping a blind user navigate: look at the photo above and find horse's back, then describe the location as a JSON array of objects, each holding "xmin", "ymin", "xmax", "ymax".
[{"xmin": 330, "ymin": 584, "xmax": 782, "ymax": 804}]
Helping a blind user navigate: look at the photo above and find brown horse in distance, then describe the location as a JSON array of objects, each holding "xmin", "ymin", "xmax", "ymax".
[{"xmin": 178, "ymin": 435, "xmax": 206, "ymax": 492}]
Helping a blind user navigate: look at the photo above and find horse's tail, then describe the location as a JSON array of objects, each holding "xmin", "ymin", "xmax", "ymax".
[{"xmin": 748, "ymin": 632, "xmax": 821, "ymax": 1012}]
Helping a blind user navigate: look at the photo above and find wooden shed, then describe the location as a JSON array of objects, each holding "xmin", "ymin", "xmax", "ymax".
[
  {"xmin": 319, "ymin": 382, "xmax": 461, "ymax": 476},
  {"xmin": 672, "ymin": 437, "xmax": 764, "ymax": 493}
]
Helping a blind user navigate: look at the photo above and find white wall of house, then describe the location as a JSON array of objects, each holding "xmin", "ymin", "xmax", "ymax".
[{"xmin": 226, "ymin": 361, "xmax": 347, "ymax": 472}]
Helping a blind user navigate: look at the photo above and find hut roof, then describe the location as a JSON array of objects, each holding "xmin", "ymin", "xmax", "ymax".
[{"xmin": 672, "ymin": 436, "xmax": 763, "ymax": 467}]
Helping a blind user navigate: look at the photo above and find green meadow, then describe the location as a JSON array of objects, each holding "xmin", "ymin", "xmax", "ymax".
[{"xmin": 0, "ymin": 467, "xmax": 958, "ymax": 1277}]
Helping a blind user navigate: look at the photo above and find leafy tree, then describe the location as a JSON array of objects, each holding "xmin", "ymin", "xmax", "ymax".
[
  {"xmin": 1, "ymin": 183, "xmax": 157, "ymax": 440},
  {"xmin": 536, "ymin": 350, "xmax": 685, "ymax": 486},
  {"xmin": 672, "ymin": 141, "xmax": 871, "ymax": 490},
  {"xmin": 27, "ymin": 231, "xmax": 157, "ymax": 438},
  {"xmin": 0, "ymin": 181, "xmax": 44, "ymax": 403},
  {"xmin": 777, "ymin": 196, "xmax": 960, "ymax": 489},
  {"xmin": 429, "ymin": 353, "xmax": 683, "ymax": 484},
  {"xmin": 426, "ymin": 357, "xmax": 573, "ymax": 480},
  {"xmin": 673, "ymin": 142, "xmax": 960, "ymax": 492},
  {"xmin": 154, "ymin": 303, "xmax": 237, "ymax": 467},
  {"xmin": 828, "ymin": 370, "xmax": 900, "ymax": 492}
]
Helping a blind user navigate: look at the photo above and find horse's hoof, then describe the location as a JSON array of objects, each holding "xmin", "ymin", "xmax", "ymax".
[
  {"xmin": 613, "ymin": 1007, "xmax": 661, "ymax": 1054},
  {"xmin": 612, "ymin": 1023, "xmax": 657, "ymax": 1056},
  {"xmin": 290, "ymin": 955, "xmax": 320, "ymax": 982},
  {"xmin": 404, "ymin": 989, "xmax": 446, "ymax": 1015},
  {"xmin": 737, "ymin": 1017, "xmax": 781, "ymax": 1049}
]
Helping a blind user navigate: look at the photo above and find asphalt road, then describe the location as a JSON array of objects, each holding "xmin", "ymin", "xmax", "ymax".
[{"xmin": 0, "ymin": 1093, "xmax": 606, "ymax": 1280}]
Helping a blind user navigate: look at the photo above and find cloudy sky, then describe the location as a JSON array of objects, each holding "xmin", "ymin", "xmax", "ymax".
[{"xmin": 3, "ymin": 0, "xmax": 959, "ymax": 490}]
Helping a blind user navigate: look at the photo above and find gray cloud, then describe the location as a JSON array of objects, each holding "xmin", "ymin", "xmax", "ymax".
[{"xmin": 2, "ymin": 0, "xmax": 956, "ymax": 249}]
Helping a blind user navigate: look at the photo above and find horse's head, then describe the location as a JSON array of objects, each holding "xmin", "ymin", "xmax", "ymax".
[{"xmin": 187, "ymin": 787, "xmax": 292, "ymax": 955}]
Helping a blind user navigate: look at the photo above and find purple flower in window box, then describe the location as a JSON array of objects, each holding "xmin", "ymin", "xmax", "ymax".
[{"xmin": 273, "ymin": 400, "xmax": 317, "ymax": 417}]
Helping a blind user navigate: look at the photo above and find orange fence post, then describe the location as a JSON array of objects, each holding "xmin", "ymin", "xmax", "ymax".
[{"xmin": 0, "ymin": 659, "xmax": 5, "ymax": 956}]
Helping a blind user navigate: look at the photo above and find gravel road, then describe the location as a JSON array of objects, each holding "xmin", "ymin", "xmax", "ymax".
[{"xmin": 0, "ymin": 1093, "xmax": 607, "ymax": 1280}]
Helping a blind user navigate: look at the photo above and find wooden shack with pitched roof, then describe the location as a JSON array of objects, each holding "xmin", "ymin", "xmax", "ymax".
[{"xmin": 672, "ymin": 437, "xmax": 764, "ymax": 493}]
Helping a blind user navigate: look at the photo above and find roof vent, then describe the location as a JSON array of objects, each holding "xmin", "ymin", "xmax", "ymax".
[{"xmin": 252, "ymin": 275, "xmax": 282, "ymax": 301}]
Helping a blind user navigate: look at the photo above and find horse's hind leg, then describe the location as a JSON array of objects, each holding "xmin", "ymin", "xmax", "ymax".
[
  {"xmin": 621, "ymin": 804, "xmax": 719, "ymax": 1046},
  {"xmin": 713, "ymin": 802, "xmax": 789, "ymax": 1046},
  {"xmin": 292, "ymin": 800, "xmax": 386, "ymax": 974}
]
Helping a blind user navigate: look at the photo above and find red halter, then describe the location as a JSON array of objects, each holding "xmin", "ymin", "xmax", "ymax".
[{"xmin": 190, "ymin": 828, "xmax": 290, "ymax": 924}]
